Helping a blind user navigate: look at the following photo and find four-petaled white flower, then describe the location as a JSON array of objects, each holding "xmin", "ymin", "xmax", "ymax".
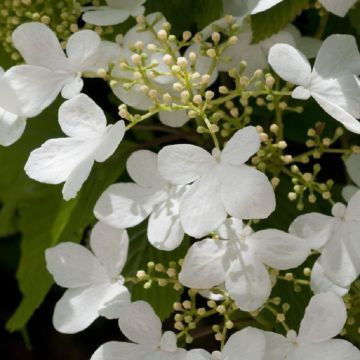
[
  {"xmin": 224, "ymin": 0, "xmax": 357, "ymax": 17},
  {"xmin": 268, "ymin": 35, "xmax": 360, "ymax": 134},
  {"xmin": 263, "ymin": 292, "xmax": 360, "ymax": 360},
  {"xmin": 290, "ymin": 191, "xmax": 360, "ymax": 294},
  {"xmin": 187, "ymin": 327, "xmax": 266, "ymax": 360},
  {"xmin": 158, "ymin": 126, "xmax": 276, "ymax": 238},
  {"xmin": 179, "ymin": 218, "xmax": 309, "ymax": 311},
  {"xmin": 45, "ymin": 221, "xmax": 131, "ymax": 334},
  {"xmin": 3, "ymin": 22, "xmax": 101, "ymax": 117},
  {"xmin": 343, "ymin": 154, "xmax": 360, "ymax": 202},
  {"xmin": 94, "ymin": 150, "xmax": 186, "ymax": 251},
  {"xmin": 91, "ymin": 301, "xmax": 187, "ymax": 360},
  {"xmin": 25, "ymin": 94, "xmax": 125, "ymax": 200},
  {"xmin": 0, "ymin": 67, "xmax": 26, "ymax": 146},
  {"xmin": 83, "ymin": 0, "xmax": 146, "ymax": 26}
]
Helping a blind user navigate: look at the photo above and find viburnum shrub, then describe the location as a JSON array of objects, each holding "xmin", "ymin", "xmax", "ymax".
[{"xmin": 1, "ymin": 0, "xmax": 360, "ymax": 359}]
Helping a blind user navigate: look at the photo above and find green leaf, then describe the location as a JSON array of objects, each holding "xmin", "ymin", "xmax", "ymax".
[
  {"xmin": 251, "ymin": 0, "xmax": 309, "ymax": 43},
  {"xmin": 124, "ymin": 224, "xmax": 189, "ymax": 321}
]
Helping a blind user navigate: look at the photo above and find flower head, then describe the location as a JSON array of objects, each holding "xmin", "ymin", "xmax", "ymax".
[
  {"xmin": 158, "ymin": 126, "xmax": 276, "ymax": 238},
  {"xmin": 45, "ymin": 222, "xmax": 131, "ymax": 333},
  {"xmin": 25, "ymin": 94, "xmax": 125, "ymax": 200},
  {"xmin": 4, "ymin": 22, "xmax": 101, "ymax": 117},
  {"xmin": 268, "ymin": 35, "xmax": 360, "ymax": 134},
  {"xmin": 263, "ymin": 293, "xmax": 360, "ymax": 359},
  {"xmin": 179, "ymin": 218, "xmax": 309, "ymax": 311},
  {"xmin": 95, "ymin": 150, "xmax": 186, "ymax": 251},
  {"xmin": 91, "ymin": 301, "xmax": 187, "ymax": 360}
]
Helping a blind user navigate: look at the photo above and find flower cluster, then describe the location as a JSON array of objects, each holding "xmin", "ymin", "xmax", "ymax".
[{"xmin": 2, "ymin": 0, "xmax": 360, "ymax": 358}]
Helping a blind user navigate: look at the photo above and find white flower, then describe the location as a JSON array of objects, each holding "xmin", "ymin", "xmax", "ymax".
[
  {"xmin": 290, "ymin": 191, "xmax": 360, "ymax": 291},
  {"xmin": 216, "ymin": 23, "xmax": 320, "ymax": 75},
  {"xmin": 0, "ymin": 67, "xmax": 26, "ymax": 146},
  {"xmin": 187, "ymin": 327, "xmax": 266, "ymax": 360},
  {"xmin": 268, "ymin": 34, "xmax": 360, "ymax": 134},
  {"xmin": 223, "ymin": 0, "xmax": 357, "ymax": 17},
  {"xmin": 94, "ymin": 150, "xmax": 186, "ymax": 251},
  {"xmin": 91, "ymin": 301, "xmax": 187, "ymax": 360},
  {"xmin": 343, "ymin": 154, "xmax": 360, "ymax": 202},
  {"xmin": 263, "ymin": 293, "xmax": 360, "ymax": 360},
  {"xmin": 3, "ymin": 22, "xmax": 101, "ymax": 117},
  {"xmin": 158, "ymin": 126, "xmax": 276, "ymax": 238},
  {"xmin": 24, "ymin": 94, "xmax": 125, "ymax": 200},
  {"xmin": 83, "ymin": 0, "xmax": 146, "ymax": 26},
  {"xmin": 45, "ymin": 222, "xmax": 131, "ymax": 334},
  {"xmin": 179, "ymin": 218, "xmax": 309, "ymax": 311}
]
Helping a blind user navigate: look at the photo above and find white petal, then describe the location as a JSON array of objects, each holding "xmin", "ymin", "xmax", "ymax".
[
  {"xmin": 98, "ymin": 284, "xmax": 131, "ymax": 319},
  {"xmin": 91, "ymin": 342, "xmax": 153, "ymax": 360},
  {"xmin": 66, "ymin": 30, "xmax": 101, "ymax": 71},
  {"xmin": 320, "ymin": 0, "xmax": 357, "ymax": 17},
  {"xmin": 251, "ymin": 229, "xmax": 310, "ymax": 270},
  {"xmin": 94, "ymin": 121, "xmax": 125, "ymax": 162},
  {"xmin": 159, "ymin": 110, "xmax": 189, "ymax": 128},
  {"xmin": 320, "ymin": 225, "xmax": 359, "ymax": 287},
  {"xmin": 59, "ymin": 94, "xmax": 107, "ymax": 138},
  {"xmin": 94, "ymin": 183, "xmax": 164, "ymax": 228},
  {"xmin": 62, "ymin": 156, "xmax": 94, "ymax": 200},
  {"xmin": 86, "ymin": 41, "xmax": 121, "ymax": 73},
  {"xmin": 311, "ymin": 85, "xmax": 360, "ymax": 135},
  {"xmin": 45, "ymin": 242, "xmax": 107, "ymax": 288},
  {"xmin": 186, "ymin": 349, "xmax": 211, "ymax": 360},
  {"xmin": 218, "ymin": 217, "xmax": 245, "ymax": 240},
  {"xmin": 180, "ymin": 169, "xmax": 226, "ymax": 238},
  {"xmin": 179, "ymin": 238, "xmax": 230, "ymax": 289},
  {"xmin": 53, "ymin": 283, "xmax": 115, "ymax": 333},
  {"xmin": 4, "ymin": 65, "xmax": 67, "ymax": 117},
  {"xmin": 148, "ymin": 197, "xmax": 184, "ymax": 251},
  {"xmin": 61, "ymin": 76, "xmax": 84, "ymax": 99},
  {"xmin": 263, "ymin": 332, "xmax": 293, "ymax": 360},
  {"xmin": 0, "ymin": 109, "xmax": 26, "ymax": 146},
  {"xmin": 343, "ymin": 185, "xmax": 359, "ymax": 203},
  {"xmin": 310, "ymin": 260, "xmax": 350, "ymax": 296},
  {"xmin": 83, "ymin": 8, "xmax": 131, "ymax": 26},
  {"xmin": 0, "ymin": 74, "xmax": 23, "ymax": 115},
  {"xmin": 289, "ymin": 213, "xmax": 335, "ymax": 250},
  {"xmin": 158, "ymin": 144, "xmax": 215, "ymax": 185},
  {"xmin": 224, "ymin": 327, "xmax": 266, "ymax": 360},
  {"xmin": 127, "ymin": 150, "xmax": 167, "ymax": 189},
  {"xmin": 12, "ymin": 22, "xmax": 68, "ymax": 71},
  {"xmin": 221, "ymin": 164, "xmax": 276, "ymax": 220},
  {"xmin": 25, "ymin": 137, "xmax": 97, "ymax": 184},
  {"xmin": 345, "ymin": 154, "xmax": 360, "ymax": 187},
  {"xmin": 249, "ymin": 0, "xmax": 284, "ymax": 14},
  {"xmin": 298, "ymin": 292, "xmax": 347, "ymax": 345},
  {"xmin": 268, "ymin": 44, "xmax": 312, "ymax": 87},
  {"xmin": 225, "ymin": 251, "xmax": 272, "ymax": 312},
  {"xmin": 90, "ymin": 221, "xmax": 129, "ymax": 278},
  {"xmin": 346, "ymin": 189, "xmax": 360, "ymax": 221},
  {"xmin": 118, "ymin": 301, "xmax": 162, "ymax": 346},
  {"xmin": 221, "ymin": 126, "xmax": 260, "ymax": 166},
  {"xmin": 295, "ymin": 339, "xmax": 360, "ymax": 360},
  {"xmin": 314, "ymin": 34, "xmax": 360, "ymax": 77}
]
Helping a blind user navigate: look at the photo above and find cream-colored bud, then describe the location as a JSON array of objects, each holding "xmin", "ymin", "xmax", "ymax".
[
  {"xmin": 177, "ymin": 56, "xmax": 188, "ymax": 68},
  {"xmin": 206, "ymin": 48, "xmax": 217, "ymax": 58},
  {"xmin": 173, "ymin": 82, "xmax": 183, "ymax": 92},
  {"xmin": 193, "ymin": 94, "xmax": 203, "ymax": 105},
  {"xmin": 211, "ymin": 31, "xmax": 221, "ymax": 43},
  {"xmin": 182, "ymin": 31, "xmax": 192, "ymax": 41},
  {"xmin": 228, "ymin": 35, "xmax": 238, "ymax": 45},
  {"xmin": 131, "ymin": 53, "xmax": 142, "ymax": 65},
  {"xmin": 188, "ymin": 52, "xmax": 197, "ymax": 63},
  {"xmin": 157, "ymin": 29, "xmax": 168, "ymax": 40}
]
